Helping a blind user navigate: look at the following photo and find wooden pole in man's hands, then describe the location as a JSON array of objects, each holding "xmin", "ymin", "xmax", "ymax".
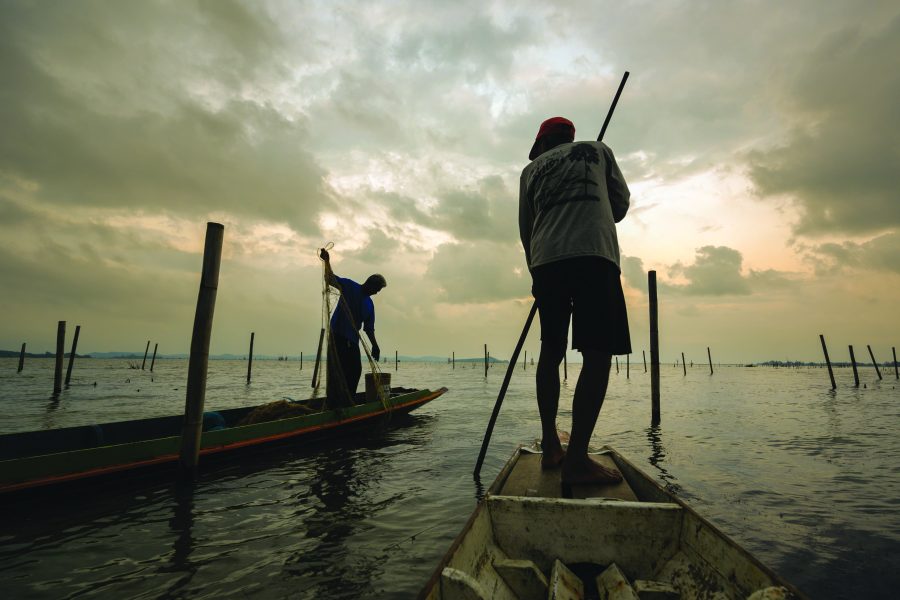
[
  {"xmin": 179, "ymin": 222, "xmax": 224, "ymax": 480},
  {"xmin": 474, "ymin": 303, "xmax": 538, "ymax": 477}
]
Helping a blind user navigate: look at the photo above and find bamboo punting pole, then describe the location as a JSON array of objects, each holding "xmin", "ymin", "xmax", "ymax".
[
  {"xmin": 474, "ymin": 303, "xmax": 538, "ymax": 477},
  {"xmin": 246, "ymin": 332, "xmax": 255, "ymax": 383},
  {"xmin": 819, "ymin": 334, "xmax": 836, "ymax": 390},
  {"xmin": 894, "ymin": 347, "xmax": 898, "ymax": 379},
  {"xmin": 867, "ymin": 345, "xmax": 882, "ymax": 380},
  {"xmin": 649, "ymin": 271, "xmax": 660, "ymax": 425},
  {"xmin": 707, "ymin": 347, "xmax": 713, "ymax": 375},
  {"xmin": 179, "ymin": 222, "xmax": 224, "ymax": 481},
  {"xmin": 54, "ymin": 321, "xmax": 65, "ymax": 395},
  {"xmin": 18, "ymin": 342, "xmax": 26, "ymax": 373},
  {"xmin": 311, "ymin": 328, "xmax": 325, "ymax": 388},
  {"xmin": 150, "ymin": 343, "xmax": 158, "ymax": 372},
  {"xmin": 681, "ymin": 352, "xmax": 686, "ymax": 376},
  {"xmin": 643, "ymin": 350, "xmax": 647, "ymax": 373},
  {"xmin": 64, "ymin": 325, "xmax": 81, "ymax": 386},
  {"xmin": 849, "ymin": 345, "xmax": 859, "ymax": 387},
  {"xmin": 141, "ymin": 340, "xmax": 150, "ymax": 370}
]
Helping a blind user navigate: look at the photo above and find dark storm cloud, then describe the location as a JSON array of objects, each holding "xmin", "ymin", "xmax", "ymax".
[
  {"xmin": 748, "ymin": 15, "xmax": 900, "ymax": 235},
  {"xmin": 0, "ymin": 1, "xmax": 331, "ymax": 232}
]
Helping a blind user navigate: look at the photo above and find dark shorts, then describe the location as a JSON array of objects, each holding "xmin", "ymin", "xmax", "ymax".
[{"xmin": 532, "ymin": 256, "xmax": 631, "ymax": 354}]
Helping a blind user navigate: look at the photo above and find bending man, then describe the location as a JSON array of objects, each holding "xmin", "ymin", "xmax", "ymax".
[
  {"xmin": 519, "ymin": 116, "xmax": 631, "ymax": 484},
  {"xmin": 319, "ymin": 249, "xmax": 386, "ymax": 406}
]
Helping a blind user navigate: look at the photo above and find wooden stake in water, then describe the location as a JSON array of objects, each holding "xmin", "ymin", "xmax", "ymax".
[
  {"xmin": 849, "ymin": 345, "xmax": 859, "ymax": 387},
  {"xmin": 484, "ymin": 344, "xmax": 488, "ymax": 378},
  {"xmin": 643, "ymin": 350, "xmax": 647, "ymax": 373},
  {"xmin": 150, "ymin": 343, "xmax": 158, "ymax": 372},
  {"xmin": 819, "ymin": 334, "xmax": 836, "ymax": 390},
  {"xmin": 563, "ymin": 354, "xmax": 567, "ymax": 382},
  {"xmin": 17, "ymin": 343, "xmax": 26, "ymax": 373},
  {"xmin": 615, "ymin": 356, "xmax": 619, "ymax": 374},
  {"xmin": 247, "ymin": 332, "xmax": 255, "ymax": 383},
  {"xmin": 626, "ymin": 354, "xmax": 630, "ymax": 379},
  {"xmin": 523, "ymin": 350, "xmax": 527, "ymax": 370},
  {"xmin": 682, "ymin": 352, "xmax": 687, "ymax": 376},
  {"xmin": 649, "ymin": 271, "xmax": 660, "ymax": 425},
  {"xmin": 179, "ymin": 222, "xmax": 224, "ymax": 481},
  {"xmin": 707, "ymin": 347, "xmax": 713, "ymax": 375},
  {"xmin": 54, "ymin": 321, "xmax": 66, "ymax": 395},
  {"xmin": 141, "ymin": 340, "xmax": 150, "ymax": 370},
  {"xmin": 64, "ymin": 325, "xmax": 81, "ymax": 387},
  {"xmin": 867, "ymin": 345, "xmax": 882, "ymax": 380},
  {"xmin": 452, "ymin": 351, "xmax": 455, "ymax": 369},
  {"xmin": 311, "ymin": 328, "xmax": 325, "ymax": 388},
  {"xmin": 395, "ymin": 350, "xmax": 398, "ymax": 371},
  {"xmin": 893, "ymin": 346, "xmax": 898, "ymax": 380},
  {"xmin": 300, "ymin": 351, "xmax": 303, "ymax": 370}
]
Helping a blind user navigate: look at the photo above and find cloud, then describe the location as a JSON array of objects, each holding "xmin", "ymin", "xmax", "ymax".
[
  {"xmin": 748, "ymin": 15, "xmax": 900, "ymax": 235},
  {"xmin": 663, "ymin": 246, "xmax": 796, "ymax": 296},
  {"xmin": 808, "ymin": 232, "xmax": 900, "ymax": 275},
  {"xmin": 0, "ymin": 1, "xmax": 332, "ymax": 233},
  {"xmin": 426, "ymin": 241, "xmax": 527, "ymax": 303}
]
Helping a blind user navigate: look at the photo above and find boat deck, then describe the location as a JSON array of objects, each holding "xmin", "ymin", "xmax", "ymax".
[{"xmin": 497, "ymin": 450, "xmax": 638, "ymax": 501}]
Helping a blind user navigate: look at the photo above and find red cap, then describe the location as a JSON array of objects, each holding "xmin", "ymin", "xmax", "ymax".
[{"xmin": 529, "ymin": 117, "xmax": 575, "ymax": 160}]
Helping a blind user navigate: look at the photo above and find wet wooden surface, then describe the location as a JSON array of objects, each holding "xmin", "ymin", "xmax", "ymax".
[{"xmin": 499, "ymin": 452, "xmax": 638, "ymax": 501}]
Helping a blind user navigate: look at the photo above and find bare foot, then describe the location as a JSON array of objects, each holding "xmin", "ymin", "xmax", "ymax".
[
  {"xmin": 540, "ymin": 436, "xmax": 566, "ymax": 469},
  {"xmin": 561, "ymin": 455, "xmax": 623, "ymax": 484}
]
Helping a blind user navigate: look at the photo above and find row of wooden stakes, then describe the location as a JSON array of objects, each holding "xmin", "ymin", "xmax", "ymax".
[{"xmin": 818, "ymin": 334, "xmax": 899, "ymax": 388}]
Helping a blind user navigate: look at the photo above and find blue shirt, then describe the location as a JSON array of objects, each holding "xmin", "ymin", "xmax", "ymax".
[{"xmin": 330, "ymin": 277, "xmax": 375, "ymax": 343}]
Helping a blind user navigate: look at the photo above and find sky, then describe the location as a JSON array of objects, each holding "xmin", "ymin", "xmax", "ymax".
[{"xmin": 1, "ymin": 0, "xmax": 898, "ymax": 364}]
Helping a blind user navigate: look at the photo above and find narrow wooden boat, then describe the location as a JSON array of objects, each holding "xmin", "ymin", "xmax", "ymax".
[
  {"xmin": 420, "ymin": 445, "xmax": 807, "ymax": 600},
  {"xmin": 0, "ymin": 386, "xmax": 447, "ymax": 495}
]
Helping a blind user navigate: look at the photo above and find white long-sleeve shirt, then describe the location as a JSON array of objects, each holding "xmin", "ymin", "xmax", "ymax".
[{"xmin": 519, "ymin": 141, "xmax": 630, "ymax": 271}]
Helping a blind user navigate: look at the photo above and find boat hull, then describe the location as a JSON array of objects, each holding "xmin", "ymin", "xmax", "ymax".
[{"xmin": 0, "ymin": 387, "xmax": 447, "ymax": 495}]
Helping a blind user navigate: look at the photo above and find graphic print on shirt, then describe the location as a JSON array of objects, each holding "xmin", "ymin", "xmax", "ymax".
[{"xmin": 536, "ymin": 143, "xmax": 603, "ymax": 216}]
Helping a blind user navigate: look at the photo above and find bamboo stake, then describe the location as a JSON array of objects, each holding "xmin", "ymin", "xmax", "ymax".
[
  {"xmin": 649, "ymin": 271, "xmax": 660, "ymax": 424},
  {"xmin": 484, "ymin": 344, "xmax": 488, "ymax": 378},
  {"xmin": 867, "ymin": 345, "xmax": 882, "ymax": 380},
  {"xmin": 523, "ymin": 350, "xmax": 527, "ymax": 370},
  {"xmin": 17, "ymin": 343, "xmax": 26, "ymax": 373},
  {"xmin": 150, "ymin": 343, "xmax": 158, "ymax": 372},
  {"xmin": 819, "ymin": 334, "xmax": 836, "ymax": 389},
  {"xmin": 179, "ymin": 222, "xmax": 224, "ymax": 480},
  {"xmin": 141, "ymin": 340, "xmax": 150, "ymax": 370},
  {"xmin": 395, "ymin": 350, "xmax": 398, "ymax": 371},
  {"xmin": 312, "ymin": 328, "xmax": 325, "ymax": 388},
  {"xmin": 893, "ymin": 346, "xmax": 898, "ymax": 380},
  {"xmin": 643, "ymin": 349, "xmax": 647, "ymax": 373},
  {"xmin": 300, "ymin": 351, "xmax": 303, "ymax": 370},
  {"xmin": 64, "ymin": 325, "xmax": 81, "ymax": 386},
  {"xmin": 849, "ymin": 345, "xmax": 859, "ymax": 387},
  {"xmin": 707, "ymin": 347, "xmax": 713, "ymax": 375},
  {"xmin": 615, "ymin": 356, "xmax": 619, "ymax": 374},
  {"xmin": 246, "ymin": 332, "xmax": 255, "ymax": 383},
  {"xmin": 452, "ymin": 351, "xmax": 455, "ymax": 369},
  {"xmin": 54, "ymin": 321, "xmax": 65, "ymax": 395},
  {"xmin": 682, "ymin": 352, "xmax": 687, "ymax": 376},
  {"xmin": 626, "ymin": 354, "xmax": 629, "ymax": 379},
  {"xmin": 564, "ymin": 354, "xmax": 567, "ymax": 382}
]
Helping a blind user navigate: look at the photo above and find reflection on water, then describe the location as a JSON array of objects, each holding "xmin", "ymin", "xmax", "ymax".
[{"xmin": 1, "ymin": 360, "xmax": 899, "ymax": 598}]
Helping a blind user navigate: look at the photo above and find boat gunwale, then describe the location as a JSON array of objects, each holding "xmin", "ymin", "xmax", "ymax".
[{"xmin": 0, "ymin": 386, "xmax": 448, "ymax": 494}]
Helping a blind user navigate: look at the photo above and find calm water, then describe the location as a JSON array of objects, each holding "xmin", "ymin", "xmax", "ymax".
[{"xmin": 1, "ymin": 357, "xmax": 898, "ymax": 598}]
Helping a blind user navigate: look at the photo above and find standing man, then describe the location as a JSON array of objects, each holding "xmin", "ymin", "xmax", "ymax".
[
  {"xmin": 519, "ymin": 116, "xmax": 631, "ymax": 484},
  {"xmin": 319, "ymin": 249, "xmax": 386, "ymax": 406}
]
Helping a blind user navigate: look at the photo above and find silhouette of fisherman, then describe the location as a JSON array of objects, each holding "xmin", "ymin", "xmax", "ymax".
[
  {"xmin": 519, "ymin": 116, "xmax": 631, "ymax": 484},
  {"xmin": 319, "ymin": 249, "xmax": 386, "ymax": 406}
]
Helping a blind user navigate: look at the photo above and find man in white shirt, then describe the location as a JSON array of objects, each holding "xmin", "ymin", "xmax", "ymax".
[{"xmin": 519, "ymin": 116, "xmax": 631, "ymax": 485}]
